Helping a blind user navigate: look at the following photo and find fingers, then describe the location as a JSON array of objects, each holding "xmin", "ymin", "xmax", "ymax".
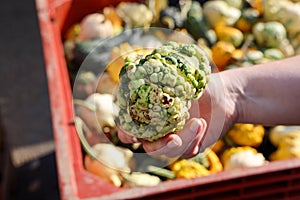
[
  {"xmin": 176, "ymin": 118, "xmax": 207, "ymax": 158},
  {"xmin": 143, "ymin": 118, "xmax": 207, "ymax": 158},
  {"xmin": 117, "ymin": 127, "xmax": 139, "ymax": 143},
  {"xmin": 143, "ymin": 134, "xmax": 183, "ymax": 158},
  {"xmin": 117, "ymin": 118, "xmax": 208, "ymax": 158},
  {"xmin": 181, "ymin": 133, "xmax": 202, "ymax": 158}
]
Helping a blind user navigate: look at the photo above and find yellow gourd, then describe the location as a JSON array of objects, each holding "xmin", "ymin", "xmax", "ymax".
[
  {"xmin": 269, "ymin": 130, "xmax": 300, "ymax": 161},
  {"xmin": 206, "ymin": 149, "xmax": 223, "ymax": 173},
  {"xmin": 65, "ymin": 23, "xmax": 81, "ymax": 40},
  {"xmin": 103, "ymin": 7, "xmax": 124, "ymax": 35},
  {"xmin": 203, "ymin": 0, "xmax": 241, "ymax": 28},
  {"xmin": 215, "ymin": 26, "xmax": 244, "ymax": 47},
  {"xmin": 221, "ymin": 146, "xmax": 266, "ymax": 170},
  {"xmin": 211, "ymin": 139, "xmax": 226, "ymax": 154},
  {"xmin": 269, "ymin": 145, "xmax": 300, "ymax": 161},
  {"xmin": 106, "ymin": 43, "xmax": 153, "ymax": 82},
  {"xmin": 269, "ymin": 126, "xmax": 300, "ymax": 147},
  {"xmin": 231, "ymin": 49, "xmax": 245, "ymax": 61},
  {"xmin": 211, "ymin": 41, "xmax": 236, "ymax": 71},
  {"xmin": 170, "ymin": 147, "xmax": 223, "ymax": 178},
  {"xmin": 221, "ymin": 146, "xmax": 257, "ymax": 165},
  {"xmin": 235, "ymin": 8, "xmax": 260, "ymax": 32},
  {"xmin": 248, "ymin": 0, "xmax": 264, "ymax": 14},
  {"xmin": 169, "ymin": 159, "xmax": 210, "ymax": 179},
  {"xmin": 235, "ymin": 18, "xmax": 251, "ymax": 33},
  {"xmin": 226, "ymin": 123, "xmax": 265, "ymax": 147}
]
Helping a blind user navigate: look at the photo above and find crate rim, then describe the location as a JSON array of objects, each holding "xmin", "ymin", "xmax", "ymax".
[{"xmin": 97, "ymin": 158, "xmax": 300, "ymax": 199}]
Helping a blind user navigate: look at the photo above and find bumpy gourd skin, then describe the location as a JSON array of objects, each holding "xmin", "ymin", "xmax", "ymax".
[{"xmin": 117, "ymin": 42, "xmax": 211, "ymax": 141}]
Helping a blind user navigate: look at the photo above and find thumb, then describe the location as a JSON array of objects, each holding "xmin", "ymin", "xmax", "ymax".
[
  {"xmin": 148, "ymin": 118, "xmax": 207, "ymax": 158},
  {"xmin": 179, "ymin": 118, "xmax": 207, "ymax": 158}
]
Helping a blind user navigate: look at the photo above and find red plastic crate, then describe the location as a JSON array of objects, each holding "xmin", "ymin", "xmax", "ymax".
[{"xmin": 36, "ymin": 0, "xmax": 300, "ymax": 199}]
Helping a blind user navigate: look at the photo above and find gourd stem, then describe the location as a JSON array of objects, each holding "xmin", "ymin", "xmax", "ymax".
[
  {"xmin": 147, "ymin": 165, "xmax": 176, "ymax": 179},
  {"xmin": 240, "ymin": 34, "xmax": 254, "ymax": 59},
  {"xmin": 73, "ymin": 99, "xmax": 97, "ymax": 111},
  {"xmin": 74, "ymin": 117, "xmax": 98, "ymax": 159},
  {"xmin": 180, "ymin": 0, "xmax": 192, "ymax": 19}
]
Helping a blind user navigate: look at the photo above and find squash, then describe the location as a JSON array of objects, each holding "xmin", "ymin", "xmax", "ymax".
[
  {"xmin": 189, "ymin": 148, "xmax": 223, "ymax": 173},
  {"xmin": 84, "ymin": 143, "xmax": 134, "ymax": 187},
  {"xmin": 263, "ymin": 0, "xmax": 300, "ymax": 37},
  {"xmin": 75, "ymin": 117, "xmax": 134, "ymax": 187},
  {"xmin": 74, "ymin": 93, "xmax": 118, "ymax": 132},
  {"xmin": 221, "ymin": 146, "xmax": 256, "ymax": 164},
  {"xmin": 269, "ymin": 145, "xmax": 300, "ymax": 161},
  {"xmin": 211, "ymin": 139, "xmax": 226, "ymax": 154},
  {"xmin": 106, "ymin": 43, "xmax": 153, "ymax": 82},
  {"xmin": 279, "ymin": 3, "xmax": 300, "ymax": 37},
  {"xmin": 169, "ymin": 147, "xmax": 223, "ymax": 178},
  {"xmin": 206, "ymin": 149, "xmax": 223, "ymax": 173},
  {"xmin": 252, "ymin": 21, "xmax": 287, "ymax": 48},
  {"xmin": 203, "ymin": 0, "xmax": 241, "ymax": 28},
  {"xmin": 169, "ymin": 159, "xmax": 210, "ymax": 178},
  {"xmin": 221, "ymin": 146, "xmax": 266, "ymax": 170},
  {"xmin": 145, "ymin": 0, "xmax": 168, "ymax": 21},
  {"xmin": 244, "ymin": 49, "xmax": 265, "ymax": 64},
  {"xmin": 263, "ymin": 48, "xmax": 285, "ymax": 60},
  {"xmin": 279, "ymin": 38, "xmax": 296, "ymax": 57},
  {"xmin": 121, "ymin": 172, "xmax": 161, "ymax": 188},
  {"xmin": 73, "ymin": 71, "xmax": 97, "ymax": 99},
  {"xmin": 116, "ymin": 2, "xmax": 153, "ymax": 28},
  {"xmin": 269, "ymin": 129, "xmax": 300, "ymax": 161},
  {"xmin": 77, "ymin": 13, "xmax": 114, "ymax": 41},
  {"xmin": 269, "ymin": 126, "xmax": 300, "ymax": 147},
  {"xmin": 235, "ymin": 8, "xmax": 260, "ymax": 33},
  {"xmin": 159, "ymin": 6, "xmax": 185, "ymax": 29},
  {"xmin": 211, "ymin": 41, "xmax": 236, "ymax": 71},
  {"xmin": 224, "ymin": 0, "xmax": 244, "ymax": 9},
  {"xmin": 65, "ymin": 23, "xmax": 81, "ymax": 40},
  {"xmin": 189, "ymin": 150, "xmax": 210, "ymax": 169},
  {"xmin": 247, "ymin": 0, "xmax": 264, "ymax": 14},
  {"xmin": 185, "ymin": 1, "xmax": 217, "ymax": 46},
  {"xmin": 263, "ymin": 0, "xmax": 287, "ymax": 21},
  {"xmin": 225, "ymin": 123, "xmax": 265, "ymax": 147},
  {"xmin": 231, "ymin": 49, "xmax": 245, "ymax": 61},
  {"xmin": 103, "ymin": 7, "xmax": 124, "ymax": 35},
  {"xmin": 215, "ymin": 26, "xmax": 244, "ymax": 47}
]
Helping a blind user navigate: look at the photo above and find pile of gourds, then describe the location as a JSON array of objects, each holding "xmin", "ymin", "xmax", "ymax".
[
  {"xmin": 63, "ymin": 0, "xmax": 300, "ymax": 188},
  {"xmin": 64, "ymin": 0, "xmax": 300, "ymax": 74}
]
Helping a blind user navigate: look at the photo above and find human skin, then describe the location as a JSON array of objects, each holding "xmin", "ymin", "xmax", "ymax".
[{"xmin": 118, "ymin": 55, "xmax": 300, "ymax": 158}]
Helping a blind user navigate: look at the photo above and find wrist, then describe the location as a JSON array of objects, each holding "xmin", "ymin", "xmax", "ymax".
[
  {"xmin": 202, "ymin": 71, "xmax": 238, "ymax": 137},
  {"xmin": 218, "ymin": 69, "xmax": 244, "ymax": 126}
]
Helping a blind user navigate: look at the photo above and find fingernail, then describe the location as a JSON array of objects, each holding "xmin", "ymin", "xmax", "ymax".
[
  {"xmin": 189, "ymin": 119, "xmax": 200, "ymax": 133},
  {"xmin": 132, "ymin": 137, "xmax": 139, "ymax": 143},
  {"xmin": 167, "ymin": 137, "xmax": 182, "ymax": 148},
  {"xmin": 192, "ymin": 146, "xmax": 199, "ymax": 155}
]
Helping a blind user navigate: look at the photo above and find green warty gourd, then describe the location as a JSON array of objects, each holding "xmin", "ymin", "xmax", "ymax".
[{"xmin": 117, "ymin": 42, "xmax": 211, "ymax": 141}]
